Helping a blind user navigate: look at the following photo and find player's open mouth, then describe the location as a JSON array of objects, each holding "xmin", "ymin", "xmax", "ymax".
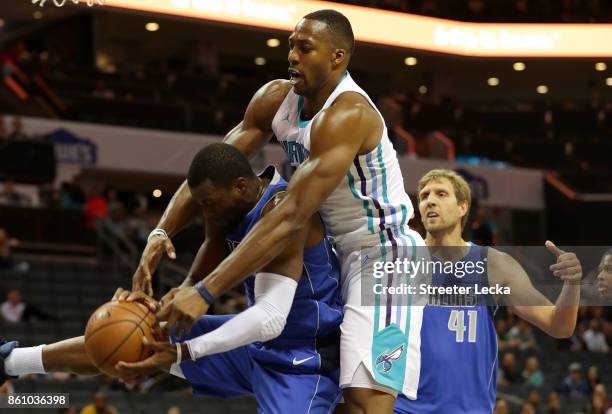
[
  {"xmin": 288, "ymin": 68, "xmax": 302, "ymax": 84},
  {"xmin": 426, "ymin": 211, "xmax": 439, "ymax": 218}
]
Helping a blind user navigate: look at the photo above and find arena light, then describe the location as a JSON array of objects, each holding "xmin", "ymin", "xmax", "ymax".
[
  {"xmin": 145, "ymin": 22, "xmax": 160, "ymax": 32},
  {"xmin": 418, "ymin": 85, "xmax": 428, "ymax": 94},
  {"xmin": 487, "ymin": 77, "xmax": 499, "ymax": 86},
  {"xmin": 33, "ymin": 11, "xmax": 44, "ymax": 19},
  {"xmin": 536, "ymin": 85, "xmax": 548, "ymax": 94},
  {"xmin": 266, "ymin": 38, "xmax": 280, "ymax": 47},
  {"xmin": 595, "ymin": 62, "xmax": 607, "ymax": 71},
  {"xmin": 254, "ymin": 57, "xmax": 267, "ymax": 65},
  {"xmin": 153, "ymin": 189, "xmax": 162, "ymax": 198},
  {"xmin": 606, "ymin": 77, "xmax": 612, "ymax": 86},
  {"xmin": 513, "ymin": 62, "xmax": 526, "ymax": 71},
  {"xmin": 104, "ymin": 0, "xmax": 612, "ymax": 58},
  {"xmin": 404, "ymin": 57, "xmax": 418, "ymax": 66}
]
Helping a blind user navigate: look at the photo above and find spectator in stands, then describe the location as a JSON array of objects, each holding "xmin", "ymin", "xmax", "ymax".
[
  {"xmin": 80, "ymin": 391, "xmax": 118, "ymax": 414},
  {"xmin": 520, "ymin": 402, "xmax": 536, "ymax": 414},
  {"xmin": 0, "ymin": 228, "xmax": 13, "ymax": 269},
  {"xmin": 0, "ymin": 288, "xmax": 56, "ymax": 323},
  {"xmin": 590, "ymin": 384, "xmax": 611, "ymax": 412},
  {"xmin": 84, "ymin": 188, "xmax": 108, "ymax": 229},
  {"xmin": 499, "ymin": 352, "xmax": 521, "ymax": 386},
  {"xmin": 583, "ymin": 318, "xmax": 610, "ymax": 353},
  {"xmin": 526, "ymin": 389, "xmax": 541, "ymax": 409},
  {"xmin": 7, "ymin": 117, "xmax": 28, "ymax": 141},
  {"xmin": 523, "ymin": 356, "xmax": 544, "ymax": 387},
  {"xmin": 507, "ymin": 318, "xmax": 537, "ymax": 351},
  {"xmin": 546, "ymin": 391, "xmax": 562, "ymax": 414},
  {"xmin": 60, "ymin": 182, "xmax": 84, "ymax": 210},
  {"xmin": 470, "ymin": 205, "xmax": 499, "ymax": 246},
  {"xmin": 559, "ymin": 362, "xmax": 590, "ymax": 398},
  {"xmin": 494, "ymin": 399, "xmax": 509, "ymax": 414},
  {"xmin": 0, "ymin": 181, "xmax": 31, "ymax": 207},
  {"xmin": 166, "ymin": 407, "xmax": 180, "ymax": 414},
  {"xmin": 587, "ymin": 365, "xmax": 602, "ymax": 394},
  {"xmin": 59, "ymin": 408, "xmax": 77, "ymax": 414},
  {"xmin": 495, "ymin": 318, "xmax": 510, "ymax": 350}
]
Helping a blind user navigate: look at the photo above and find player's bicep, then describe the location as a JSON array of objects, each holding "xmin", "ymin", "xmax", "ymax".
[
  {"xmin": 223, "ymin": 80, "xmax": 290, "ymax": 159},
  {"xmin": 490, "ymin": 250, "xmax": 554, "ymax": 327}
]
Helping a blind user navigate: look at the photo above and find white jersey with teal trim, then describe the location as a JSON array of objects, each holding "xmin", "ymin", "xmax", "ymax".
[{"xmin": 271, "ymin": 72, "xmax": 414, "ymax": 255}]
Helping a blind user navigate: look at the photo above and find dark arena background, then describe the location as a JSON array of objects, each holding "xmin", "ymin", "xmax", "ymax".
[{"xmin": 0, "ymin": 0, "xmax": 611, "ymax": 413}]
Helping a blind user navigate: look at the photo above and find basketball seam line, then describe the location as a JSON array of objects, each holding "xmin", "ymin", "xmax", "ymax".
[
  {"xmin": 85, "ymin": 320, "xmax": 139, "ymax": 344},
  {"xmin": 98, "ymin": 307, "xmax": 152, "ymax": 368}
]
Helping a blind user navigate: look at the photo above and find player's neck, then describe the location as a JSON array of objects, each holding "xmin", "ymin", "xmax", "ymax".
[
  {"xmin": 301, "ymin": 71, "xmax": 345, "ymax": 118},
  {"xmin": 425, "ymin": 227, "xmax": 466, "ymax": 248}
]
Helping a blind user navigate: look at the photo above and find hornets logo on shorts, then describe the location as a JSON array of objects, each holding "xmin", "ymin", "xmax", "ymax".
[{"xmin": 375, "ymin": 344, "xmax": 405, "ymax": 373}]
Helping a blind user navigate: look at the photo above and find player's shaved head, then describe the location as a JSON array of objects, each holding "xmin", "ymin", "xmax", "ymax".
[
  {"xmin": 187, "ymin": 143, "xmax": 255, "ymax": 190},
  {"xmin": 302, "ymin": 9, "xmax": 354, "ymax": 58}
]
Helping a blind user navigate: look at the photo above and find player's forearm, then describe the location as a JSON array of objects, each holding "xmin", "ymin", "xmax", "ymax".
[
  {"xmin": 156, "ymin": 180, "xmax": 200, "ymax": 238},
  {"xmin": 549, "ymin": 281, "xmax": 580, "ymax": 338},
  {"xmin": 203, "ymin": 204, "xmax": 304, "ymax": 298}
]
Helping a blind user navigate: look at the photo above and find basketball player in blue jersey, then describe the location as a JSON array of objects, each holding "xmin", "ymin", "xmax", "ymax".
[
  {"xmin": 132, "ymin": 9, "xmax": 428, "ymax": 413},
  {"xmin": 1, "ymin": 143, "xmax": 343, "ymax": 413},
  {"xmin": 394, "ymin": 169, "xmax": 582, "ymax": 414}
]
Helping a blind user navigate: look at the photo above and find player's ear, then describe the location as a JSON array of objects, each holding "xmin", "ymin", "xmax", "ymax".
[
  {"xmin": 331, "ymin": 48, "xmax": 346, "ymax": 67},
  {"xmin": 458, "ymin": 201, "xmax": 469, "ymax": 219},
  {"xmin": 234, "ymin": 177, "xmax": 248, "ymax": 195}
]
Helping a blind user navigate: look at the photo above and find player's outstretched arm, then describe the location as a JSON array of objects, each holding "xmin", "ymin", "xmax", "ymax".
[
  {"xmin": 131, "ymin": 80, "xmax": 290, "ymax": 295},
  {"xmin": 490, "ymin": 241, "xmax": 581, "ymax": 338}
]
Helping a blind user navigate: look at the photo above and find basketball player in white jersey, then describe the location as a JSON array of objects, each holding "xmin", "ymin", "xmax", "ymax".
[{"xmin": 133, "ymin": 10, "xmax": 426, "ymax": 412}]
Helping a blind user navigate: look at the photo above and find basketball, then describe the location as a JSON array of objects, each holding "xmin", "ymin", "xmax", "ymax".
[{"xmin": 84, "ymin": 301, "xmax": 159, "ymax": 378}]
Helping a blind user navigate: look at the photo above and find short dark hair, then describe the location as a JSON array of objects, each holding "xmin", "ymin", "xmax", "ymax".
[
  {"xmin": 187, "ymin": 143, "xmax": 254, "ymax": 189},
  {"xmin": 303, "ymin": 9, "xmax": 355, "ymax": 55}
]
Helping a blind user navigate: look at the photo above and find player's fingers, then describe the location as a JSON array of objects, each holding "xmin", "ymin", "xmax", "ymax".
[
  {"xmin": 550, "ymin": 259, "xmax": 580, "ymax": 272},
  {"xmin": 553, "ymin": 266, "xmax": 582, "ymax": 277},
  {"xmin": 164, "ymin": 239, "xmax": 176, "ymax": 260},
  {"xmin": 111, "ymin": 287, "xmax": 125, "ymax": 301},
  {"xmin": 157, "ymin": 303, "xmax": 172, "ymax": 321},
  {"xmin": 545, "ymin": 240, "xmax": 565, "ymax": 258}
]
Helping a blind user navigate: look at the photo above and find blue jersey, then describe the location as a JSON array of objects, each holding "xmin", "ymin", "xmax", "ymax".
[
  {"xmin": 224, "ymin": 166, "xmax": 344, "ymax": 375},
  {"xmin": 395, "ymin": 244, "xmax": 498, "ymax": 414}
]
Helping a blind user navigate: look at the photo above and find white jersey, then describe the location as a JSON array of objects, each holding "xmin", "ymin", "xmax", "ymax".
[{"xmin": 271, "ymin": 72, "xmax": 414, "ymax": 254}]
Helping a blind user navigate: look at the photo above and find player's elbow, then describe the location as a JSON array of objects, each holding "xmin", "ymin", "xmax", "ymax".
[
  {"xmin": 258, "ymin": 312, "xmax": 287, "ymax": 342},
  {"xmin": 550, "ymin": 323, "xmax": 576, "ymax": 339}
]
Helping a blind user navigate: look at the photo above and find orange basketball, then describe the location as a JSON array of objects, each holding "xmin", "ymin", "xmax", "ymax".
[{"xmin": 84, "ymin": 300, "xmax": 159, "ymax": 377}]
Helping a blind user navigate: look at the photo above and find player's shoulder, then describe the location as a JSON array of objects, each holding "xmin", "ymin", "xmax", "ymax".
[
  {"xmin": 317, "ymin": 91, "xmax": 378, "ymax": 131},
  {"xmin": 486, "ymin": 247, "xmax": 521, "ymax": 284},
  {"xmin": 255, "ymin": 79, "xmax": 292, "ymax": 104}
]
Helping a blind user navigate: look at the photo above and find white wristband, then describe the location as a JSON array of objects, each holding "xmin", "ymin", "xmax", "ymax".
[
  {"xmin": 175, "ymin": 343, "xmax": 182, "ymax": 365},
  {"xmin": 148, "ymin": 228, "xmax": 168, "ymax": 243}
]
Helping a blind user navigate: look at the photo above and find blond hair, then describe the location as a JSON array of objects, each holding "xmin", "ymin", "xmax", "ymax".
[{"xmin": 418, "ymin": 169, "xmax": 472, "ymax": 230}]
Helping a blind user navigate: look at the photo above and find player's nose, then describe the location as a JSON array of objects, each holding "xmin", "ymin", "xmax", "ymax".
[{"xmin": 288, "ymin": 49, "xmax": 298, "ymax": 65}]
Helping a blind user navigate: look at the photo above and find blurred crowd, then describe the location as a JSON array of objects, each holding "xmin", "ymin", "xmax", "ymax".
[{"xmin": 331, "ymin": 0, "xmax": 612, "ymax": 22}]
